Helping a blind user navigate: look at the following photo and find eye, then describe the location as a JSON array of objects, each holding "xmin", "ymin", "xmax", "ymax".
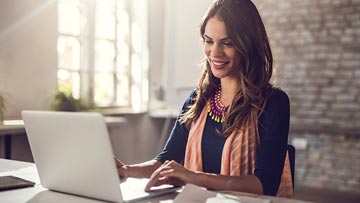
[
  {"xmin": 204, "ymin": 39, "xmax": 213, "ymax": 45},
  {"xmin": 223, "ymin": 41, "xmax": 234, "ymax": 47}
]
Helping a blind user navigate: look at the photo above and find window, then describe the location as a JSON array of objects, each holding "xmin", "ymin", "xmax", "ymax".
[{"xmin": 57, "ymin": 0, "xmax": 148, "ymax": 112}]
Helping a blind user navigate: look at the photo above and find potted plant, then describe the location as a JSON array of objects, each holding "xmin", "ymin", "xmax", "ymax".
[{"xmin": 50, "ymin": 90, "xmax": 96, "ymax": 112}]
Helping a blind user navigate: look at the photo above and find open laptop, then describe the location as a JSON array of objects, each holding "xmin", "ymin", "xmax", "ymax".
[{"xmin": 22, "ymin": 110, "xmax": 179, "ymax": 203}]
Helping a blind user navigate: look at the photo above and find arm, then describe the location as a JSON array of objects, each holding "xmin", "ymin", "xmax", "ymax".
[
  {"xmin": 115, "ymin": 116, "xmax": 189, "ymax": 179},
  {"xmin": 115, "ymin": 117, "xmax": 189, "ymax": 179},
  {"xmin": 254, "ymin": 89, "xmax": 290, "ymax": 195},
  {"xmin": 145, "ymin": 160, "xmax": 263, "ymax": 194},
  {"xmin": 189, "ymin": 172, "xmax": 262, "ymax": 194},
  {"xmin": 116, "ymin": 159, "xmax": 162, "ymax": 178},
  {"xmin": 116, "ymin": 90, "xmax": 195, "ymax": 179}
]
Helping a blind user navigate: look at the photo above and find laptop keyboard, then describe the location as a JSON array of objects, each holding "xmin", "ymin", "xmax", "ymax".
[
  {"xmin": 119, "ymin": 178, "xmax": 179, "ymax": 201},
  {"xmin": 120, "ymin": 178, "xmax": 150, "ymax": 199}
]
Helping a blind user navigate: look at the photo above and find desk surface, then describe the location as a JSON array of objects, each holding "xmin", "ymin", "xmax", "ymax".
[
  {"xmin": 0, "ymin": 117, "xmax": 126, "ymax": 136},
  {"xmin": 0, "ymin": 120, "xmax": 26, "ymax": 136},
  {"xmin": 0, "ymin": 159, "xmax": 315, "ymax": 203}
]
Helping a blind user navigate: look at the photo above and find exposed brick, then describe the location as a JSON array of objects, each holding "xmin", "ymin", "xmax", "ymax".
[
  {"xmin": 326, "ymin": 111, "xmax": 352, "ymax": 119},
  {"xmin": 253, "ymin": 0, "xmax": 360, "ymax": 193},
  {"xmin": 340, "ymin": 60, "xmax": 360, "ymax": 68},
  {"xmin": 314, "ymin": 102, "xmax": 328, "ymax": 110},
  {"xmin": 335, "ymin": 93, "xmax": 356, "ymax": 102},
  {"xmin": 331, "ymin": 103, "xmax": 359, "ymax": 111}
]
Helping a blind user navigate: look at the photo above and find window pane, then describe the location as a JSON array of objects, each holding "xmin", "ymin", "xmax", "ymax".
[
  {"xmin": 96, "ymin": 0, "xmax": 115, "ymax": 11},
  {"xmin": 117, "ymin": 9, "xmax": 129, "ymax": 41},
  {"xmin": 58, "ymin": 2, "xmax": 80, "ymax": 35},
  {"xmin": 57, "ymin": 36, "xmax": 80, "ymax": 70},
  {"xmin": 96, "ymin": 0, "xmax": 116, "ymax": 39},
  {"xmin": 116, "ymin": 73, "xmax": 130, "ymax": 106},
  {"xmin": 131, "ymin": 85, "xmax": 141, "ymax": 112},
  {"xmin": 116, "ymin": 43, "xmax": 129, "ymax": 71},
  {"xmin": 94, "ymin": 73, "xmax": 114, "ymax": 106},
  {"xmin": 57, "ymin": 69, "xmax": 80, "ymax": 99},
  {"xmin": 131, "ymin": 54, "xmax": 142, "ymax": 83},
  {"xmin": 117, "ymin": 0, "xmax": 126, "ymax": 11},
  {"xmin": 95, "ymin": 40, "xmax": 115, "ymax": 71},
  {"xmin": 132, "ymin": 22, "xmax": 142, "ymax": 53}
]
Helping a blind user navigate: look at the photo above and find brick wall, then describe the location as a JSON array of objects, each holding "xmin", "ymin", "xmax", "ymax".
[
  {"xmin": 252, "ymin": 0, "xmax": 360, "ymax": 192},
  {"xmin": 289, "ymin": 133, "xmax": 360, "ymax": 192}
]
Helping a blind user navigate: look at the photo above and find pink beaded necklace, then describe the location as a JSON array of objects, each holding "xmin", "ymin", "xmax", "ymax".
[{"xmin": 208, "ymin": 86, "xmax": 227, "ymax": 123}]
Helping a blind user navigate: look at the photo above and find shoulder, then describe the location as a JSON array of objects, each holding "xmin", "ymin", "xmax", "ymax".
[
  {"xmin": 260, "ymin": 88, "xmax": 290, "ymax": 124},
  {"xmin": 185, "ymin": 89, "xmax": 197, "ymax": 105},
  {"xmin": 265, "ymin": 88, "xmax": 290, "ymax": 110},
  {"xmin": 258, "ymin": 88, "xmax": 290, "ymax": 139},
  {"xmin": 181, "ymin": 89, "xmax": 197, "ymax": 110}
]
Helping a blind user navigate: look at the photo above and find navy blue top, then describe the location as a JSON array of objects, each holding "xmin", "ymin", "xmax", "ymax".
[{"xmin": 155, "ymin": 89, "xmax": 290, "ymax": 196}]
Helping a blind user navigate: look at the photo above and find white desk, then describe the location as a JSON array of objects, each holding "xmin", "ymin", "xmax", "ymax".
[
  {"xmin": 0, "ymin": 159, "xmax": 315, "ymax": 203},
  {"xmin": 0, "ymin": 159, "xmax": 176, "ymax": 203}
]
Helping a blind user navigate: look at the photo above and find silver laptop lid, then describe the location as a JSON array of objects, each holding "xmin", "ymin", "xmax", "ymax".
[{"xmin": 22, "ymin": 110, "xmax": 123, "ymax": 203}]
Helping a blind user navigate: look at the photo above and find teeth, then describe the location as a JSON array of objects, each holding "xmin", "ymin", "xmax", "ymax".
[{"xmin": 213, "ymin": 61, "xmax": 225, "ymax": 66}]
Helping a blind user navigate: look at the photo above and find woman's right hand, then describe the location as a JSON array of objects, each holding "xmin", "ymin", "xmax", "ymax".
[
  {"xmin": 115, "ymin": 158, "xmax": 128, "ymax": 180},
  {"xmin": 114, "ymin": 159, "xmax": 163, "ymax": 180}
]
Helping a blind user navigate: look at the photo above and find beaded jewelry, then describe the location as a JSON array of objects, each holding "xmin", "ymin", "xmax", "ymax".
[{"xmin": 208, "ymin": 86, "xmax": 227, "ymax": 123}]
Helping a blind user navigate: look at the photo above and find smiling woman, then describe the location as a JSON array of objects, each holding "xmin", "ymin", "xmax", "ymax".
[{"xmin": 115, "ymin": 0, "xmax": 293, "ymax": 198}]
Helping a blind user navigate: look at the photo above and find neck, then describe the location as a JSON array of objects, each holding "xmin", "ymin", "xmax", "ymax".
[{"xmin": 220, "ymin": 78, "xmax": 240, "ymax": 106}]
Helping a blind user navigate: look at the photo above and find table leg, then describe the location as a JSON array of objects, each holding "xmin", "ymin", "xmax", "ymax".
[{"xmin": 4, "ymin": 134, "xmax": 11, "ymax": 159}]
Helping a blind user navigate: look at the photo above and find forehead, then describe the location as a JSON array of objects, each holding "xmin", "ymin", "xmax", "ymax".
[{"xmin": 204, "ymin": 16, "xmax": 228, "ymax": 38}]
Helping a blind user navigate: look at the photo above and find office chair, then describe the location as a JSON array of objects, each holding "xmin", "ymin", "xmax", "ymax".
[{"xmin": 287, "ymin": 144, "xmax": 295, "ymax": 189}]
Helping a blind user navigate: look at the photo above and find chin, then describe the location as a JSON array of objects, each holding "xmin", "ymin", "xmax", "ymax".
[
  {"xmin": 213, "ymin": 74, "xmax": 229, "ymax": 79},
  {"xmin": 211, "ymin": 69, "xmax": 229, "ymax": 79}
]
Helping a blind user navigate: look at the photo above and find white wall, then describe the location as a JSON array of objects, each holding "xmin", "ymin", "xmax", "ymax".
[
  {"xmin": 0, "ymin": 0, "xmax": 58, "ymax": 118},
  {"xmin": 149, "ymin": 0, "xmax": 213, "ymax": 111}
]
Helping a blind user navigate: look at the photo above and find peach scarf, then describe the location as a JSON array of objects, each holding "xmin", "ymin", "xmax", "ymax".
[{"xmin": 184, "ymin": 105, "xmax": 293, "ymax": 198}]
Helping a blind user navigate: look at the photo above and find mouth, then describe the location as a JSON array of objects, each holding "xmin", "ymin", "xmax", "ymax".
[{"xmin": 210, "ymin": 59, "xmax": 229, "ymax": 69}]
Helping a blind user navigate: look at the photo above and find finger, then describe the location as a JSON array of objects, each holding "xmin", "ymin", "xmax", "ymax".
[
  {"xmin": 114, "ymin": 158, "xmax": 128, "ymax": 178},
  {"xmin": 145, "ymin": 166, "xmax": 172, "ymax": 191},
  {"xmin": 114, "ymin": 158, "xmax": 124, "ymax": 168},
  {"xmin": 145, "ymin": 178, "xmax": 155, "ymax": 191},
  {"xmin": 146, "ymin": 171, "xmax": 160, "ymax": 189},
  {"xmin": 160, "ymin": 168, "xmax": 174, "ymax": 176},
  {"xmin": 145, "ymin": 176, "xmax": 169, "ymax": 192}
]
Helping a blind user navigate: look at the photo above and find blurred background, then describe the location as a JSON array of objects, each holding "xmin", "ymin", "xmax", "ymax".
[{"xmin": 0, "ymin": 0, "xmax": 359, "ymax": 202}]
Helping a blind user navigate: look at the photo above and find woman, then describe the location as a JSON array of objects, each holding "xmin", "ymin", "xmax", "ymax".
[{"xmin": 116, "ymin": 0, "xmax": 293, "ymax": 198}]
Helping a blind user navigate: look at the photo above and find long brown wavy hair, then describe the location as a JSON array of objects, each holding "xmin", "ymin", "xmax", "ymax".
[{"xmin": 179, "ymin": 0, "xmax": 275, "ymax": 136}]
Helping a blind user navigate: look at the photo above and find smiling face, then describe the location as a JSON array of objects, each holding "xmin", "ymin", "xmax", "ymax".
[{"xmin": 203, "ymin": 16, "xmax": 241, "ymax": 80}]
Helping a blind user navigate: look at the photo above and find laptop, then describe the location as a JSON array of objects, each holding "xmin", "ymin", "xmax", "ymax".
[{"xmin": 22, "ymin": 110, "xmax": 179, "ymax": 203}]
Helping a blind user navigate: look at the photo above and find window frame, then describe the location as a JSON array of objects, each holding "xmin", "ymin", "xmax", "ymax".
[{"xmin": 57, "ymin": 0, "xmax": 148, "ymax": 113}]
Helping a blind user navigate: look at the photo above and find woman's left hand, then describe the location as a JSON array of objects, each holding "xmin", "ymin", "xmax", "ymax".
[{"xmin": 145, "ymin": 160, "xmax": 194, "ymax": 192}]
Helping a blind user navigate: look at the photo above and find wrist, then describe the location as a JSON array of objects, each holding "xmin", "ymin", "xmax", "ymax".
[
  {"xmin": 188, "ymin": 170, "xmax": 200, "ymax": 185},
  {"xmin": 122, "ymin": 165, "xmax": 130, "ymax": 178}
]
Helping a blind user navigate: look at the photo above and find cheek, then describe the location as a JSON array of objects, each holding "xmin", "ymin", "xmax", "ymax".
[
  {"xmin": 230, "ymin": 51, "xmax": 241, "ymax": 65},
  {"xmin": 203, "ymin": 46, "xmax": 210, "ymax": 57}
]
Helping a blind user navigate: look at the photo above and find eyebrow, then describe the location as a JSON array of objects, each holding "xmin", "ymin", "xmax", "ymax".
[{"xmin": 203, "ymin": 34, "xmax": 231, "ymax": 42}]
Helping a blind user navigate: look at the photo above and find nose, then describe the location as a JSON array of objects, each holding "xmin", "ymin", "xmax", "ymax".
[{"xmin": 211, "ymin": 43, "xmax": 224, "ymax": 57}]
